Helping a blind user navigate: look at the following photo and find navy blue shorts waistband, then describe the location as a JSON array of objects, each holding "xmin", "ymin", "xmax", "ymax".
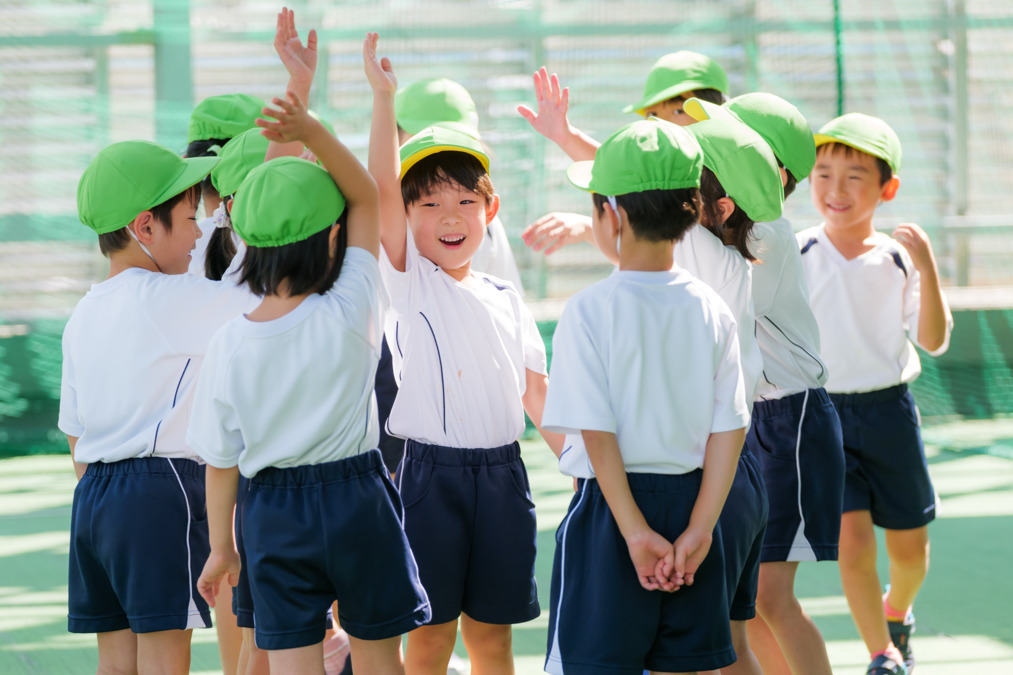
[
  {"xmin": 578, "ymin": 469, "xmax": 703, "ymax": 495},
  {"xmin": 83, "ymin": 456, "xmax": 204, "ymax": 479},
  {"xmin": 405, "ymin": 439, "xmax": 521, "ymax": 466},
  {"xmin": 252, "ymin": 449, "xmax": 384, "ymax": 487},
  {"xmin": 753, "ymin": 387, "xmax": 833, "ymax": 418},
  {"xmin": 829, "ymin": 383, "xmax": 908, "ymax": 407}
]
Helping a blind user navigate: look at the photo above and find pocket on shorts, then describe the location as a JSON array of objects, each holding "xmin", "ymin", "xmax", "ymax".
[
  {"xmin": 398, "ymin": 459, "xmax": 436, "ymax": 510},
  {"xmin": 183, "ymin": 474, "xmax": 208, "ymax": 523},
  {"xmin": 507, "ymin": 460, "xmax": 537, "ymax": 509}
]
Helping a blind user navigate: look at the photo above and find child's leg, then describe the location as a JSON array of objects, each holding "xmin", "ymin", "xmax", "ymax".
[
  {"xmin": 753, "ymin": 561, "xmax": 833, "ymax": 674},
  {"xmin": 720, "ymin": 621, "xmax": 763, "ymax": 675},
  {"xmin": 267, "ymin": 642, "xmax": 324, "ymax": 675},
  {"xmin": 884, "ymin": 525, "xmax": 929, "ymax": 617},
  {"xmin": 348, "ymin": 634, "xmax": 404, "ymax": 675},
  {"xmin": 135, "ymin": 629, "xmax": 193, "ymax": 675},
  {"xmin": 96, "ymin": 628, "xmax": 137, "ymax": 675},
  {"xmin": 745, "ymin": 614, "xmax": 792, "ymax": 675},
  {"xmin": 239, "ymin": 626, "xmax": 270, "ymax": 675},
  {"xmin": 405, "ymin": 620, "xmax": 459, "ymax": 675},
  {"xmin": 214, "ymin": 584, "xmax": 243, "ymax": 675},
  {"xmin": 839, "ymin": 510, "xmax": 895, "ymax": 656},
  {"xmin": 460, "ymin": 614, "xmax": 513, "ymax": 674}
]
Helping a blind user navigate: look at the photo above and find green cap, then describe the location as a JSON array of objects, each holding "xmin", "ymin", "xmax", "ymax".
[
  {"xmin": 395, "ymin": 78, "xmax": 480, "ymax": 137},
  {"xmin": 566, "ymin": 119, "xmax": 703, "ymax": 195},
  {"xmin": 210, "ymin": 128, "xmax": 270, "ymax": 197},
  {"xmin": 623, "ymin": 51, "xmax": 729, "ymax": 115},
  {"xmin": 187, "ymin": 94, "xmax": 265, "ymax": 144},
  {"xmin": 399, "ymin": 125, "xmax": 489, "ymax": 179},
  {"xmin": 814, "ymin": 112, "xmax": 902, "ymax": 173},
  {"xmin": 688, "ymin": 117, "xmax": 784, "ymax": 223},
  {"xmin": 77, "ymin": 140, "xmax": 217, "ymax": 235},
  {"xmin": 684, "ymin": 92, "xmax": 817, "ymax": 182},
  {"xmin": 230, "ymin": 157, "xmax": 345, "ymax": 248}
]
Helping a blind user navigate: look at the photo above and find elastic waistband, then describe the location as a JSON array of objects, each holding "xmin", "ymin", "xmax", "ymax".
[
  {"xmin": 405, "ymin": 439, "xmax": 521, "ymax": 467},
  {"xmin": 579, "ymin": 469, "xmax": 703, "ymax": 495},
  {"xmin": 84, "ymin": 456, "xmax": 204, "ymax": 479},
  {"xmin": 753, "ymin": 387, "xmax": 833, "ymax": 418},
  {"xmin": 829, "ymin": 383, "xmax": 908, "ymax": 407},
  {"xmin": 252, "ymin": 449, "xmax": 384, "ymax": 487}
]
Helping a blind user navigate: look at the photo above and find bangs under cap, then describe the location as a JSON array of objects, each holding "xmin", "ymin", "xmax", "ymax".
[
  {"xmin": 623, "ymin": 51, "xmax": 729, "ymax": 115},
  {"xmin": 395, "ymin": 78, "xmax": 480, "ymax": 137},
  {"xmin": 399, "ymin": 125, "xmax": 489, "ymax": 179},
  {"xmin": 230, "ymin": 157, "xmax": 346, "ymax": 248},
  {"xmin": 77, "ymin": 140, "xmax": 217, "ymax": 235},
  {"xmin": 689, "ymin": 117, "xmax": 785, "ymax": 223},
  {"xmin": 187, "ymin": 94, "xmax": 265, "ymax": 144},
  {"xmin": 814, "ymin": 112, "xmax": 902, "ymax": 173},
  {"xmin": 686, "ymin": 93, "xmax": 816, "ymax": 181},
  {"xmin": 210, "ymin": 128, "xmax": 270, "ymax": 197},
  {"xmin": 566, "ymin": 118, "xmax": 703, "ymax": 195}
]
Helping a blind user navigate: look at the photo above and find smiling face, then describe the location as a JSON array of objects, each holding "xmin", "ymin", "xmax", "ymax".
[
  {"xmin": 405, "ymin": 180, "xmax": 498, "ymax": 281},
  {"xmin": 148, "ymin": 196, "xmax": 202, "ymax": 274},
  {"xmin": 810, "ymin": 143, "xmax": 898, "ymax": 237}
]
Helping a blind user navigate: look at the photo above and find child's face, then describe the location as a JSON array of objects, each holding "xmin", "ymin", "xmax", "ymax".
[
  {"xmin": 406, "ymin": 181, "xmax": 499, "ymax": 281},
  {"xmin": 810, "ymin": 147, "xmax": 895, "ymax": 234},
  {"xmin": 643, "ymin": 95, "xmax": 694, "ymax": 126},
  {"xmin": 151, "ymin": 198, "xmax": 201, "ymax": 274}
]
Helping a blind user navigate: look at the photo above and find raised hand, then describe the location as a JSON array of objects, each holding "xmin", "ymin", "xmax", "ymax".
[
  {"xmin": 892, "ymin": 222, "xmax": 936, "ymax": 272},
  {"xmin": 257, "ymin": 91, "xmax": 320, "ymax": 144},
  {"xmin": 274, "ymin": 7, "xmax": 318, "ymax": 92},
  {"xmin": 517, "ymin": 67, "xmax": 573, "ymax": 147},
  {"xmin": 522, "ymin": 211, "xmax": 593, "ymax": 255},
  {"xmin": 363, "ymin": 32, "xmax": 397, "ymax": 94}
]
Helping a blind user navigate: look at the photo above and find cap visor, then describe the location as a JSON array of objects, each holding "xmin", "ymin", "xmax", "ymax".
[
  {"xmin": 622, "ymin": 80, "xmax": 716, "ymax": 115},
  {"xmin": 684, "ymin": 98, "xmax": 736, "ymax": 123},
  {"xmin": 400, "ymin": 144, "xmax": 489, "ymax": 179},
  {"xmin": 565, "ymin": 161, "xmax": 594, "ymax": 191},
  {"xmin": 150, "ymin": 156, "xmax": 218, "ymax": 208}
]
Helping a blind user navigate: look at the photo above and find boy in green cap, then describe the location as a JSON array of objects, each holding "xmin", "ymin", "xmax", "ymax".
[
  {"xmin": 623, "ymin": 50, "xmax": 729, "ymax": 125},
  {"xmin": 540, "ymin": 118, "xmax": 749, "ymax": 675},
  {"xmin": 685, "ymin": 93, "xmax": 844, "ymax": 675},
  {"xmin": 60, "ymin": 139, "xmax": 255, "ymax": 674},
  {"xmin": 797, "ymin": 113, "xmax": 952, "ymax": 675},
  {"xmin": 365, "ymin": 33, "xmax": 564, "ymax": 674}
]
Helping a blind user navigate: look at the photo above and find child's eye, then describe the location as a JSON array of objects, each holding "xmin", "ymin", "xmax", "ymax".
[{"xmin": 460, "ymin": 199, "xmax": 475, "ymax": 205}]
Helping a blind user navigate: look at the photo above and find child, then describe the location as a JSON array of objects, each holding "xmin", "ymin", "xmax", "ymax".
[
  {"xmin": 541, "ymin": 118, "xmax": 750, "ymax": 675},
  {"xmin": 60, "ymin": 140, "xmax": 256, "ymax": 674},
  {"xmin": 797, "ymin": 113, "xmax": 952, "ymax": 675},
  {"xmin": 189, "ymin": 90, "xmax": 431, "ymax": 675},
  {"xmin": 623, "ymin": 50, "xmax": 729, "ymax": 124},
  {"xmin": 685, "ymin": 93, "xmax": 845, "ymax": 675},
  {"xmin": 364, "ymin": 33, "xmax": 563, "ymax": 674}
]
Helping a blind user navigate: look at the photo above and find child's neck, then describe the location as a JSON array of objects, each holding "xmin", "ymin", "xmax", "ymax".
[
  {"xmin": 619, "ymin": 237, "xmax": 677, "ymax": 273},
  {"xmin": 437, "ymin": 260, "xmax": 473, "ymax": 284},
  {"xmin": 106, "ymin": 248, "xmax": 159, "ymax": 279},
  {"xmin": 823, "ymin": 217, "xmax": 878, "ymax": 260},
  {"xmin": 247, "ymin": 286, "xmax": 312, "ymax": 322}
]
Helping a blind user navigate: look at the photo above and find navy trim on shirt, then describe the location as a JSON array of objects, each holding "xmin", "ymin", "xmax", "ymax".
[
  {"xmin": 800, "ymin": 237, "xmax": 818, "ymax": 255},
  {"xmin": 890, "ymin": 250, "xmax": 908, "ymax": 277},
  {"xmin": 418, "ymin": 312, "xmax": 447, "ymax": 434}
]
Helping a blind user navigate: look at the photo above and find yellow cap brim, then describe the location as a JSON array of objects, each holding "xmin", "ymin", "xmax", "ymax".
[{"xmin": 399, "ymin": 144, "xmax": 490, "ymax": 179}]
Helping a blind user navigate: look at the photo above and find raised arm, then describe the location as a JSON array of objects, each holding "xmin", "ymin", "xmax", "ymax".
[
  {"xmin": 894, "ymin": 222, "xmax": 949, "ymax": 353},
  {"xmin": 258, "ymin": 91, "xmax": 380, "ymax": 258},
  {"xmin": 363, "ymin": 32, "xmax": 407, "ymax": 271},
  {"xmin": 266, "ymin": 7, "xmax": 319, "ymax": 161},
  {"xmin": 517, "ymin": 67, "xmax": 600, "ymax": 162}
]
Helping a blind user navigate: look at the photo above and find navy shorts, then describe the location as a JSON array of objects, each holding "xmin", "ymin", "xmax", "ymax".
[
  {"xmin": 232, "ymin": 475, "xmax": 254, "ymax": 628},
  {"xmin": 68, "ymin": 457, "xmax": 212, "ymax": 634},
  {"xmin": 831, "ymin": 384, "xmax": 937, "ymax": 530},
  {"xmin": 398, "ymin": 440, "xmax": 539, "ymax": 625},
  {"xmin": 244, "ymin": 450, "xmax": 430, "ymax": 650},
  {"xmin": 747, "ymin": 388, "xmax": 845, "ymax": 562},
  {"xmin": 375, "ymin": 337, "xmax": 405, "ymax": 475},
  {"xmin": 719, "ymin": 449, "xmax": 768, "ymax": 621},
  {"xmin": 546, "ymin": 472, "xmax": 734, "ymax": 675}
]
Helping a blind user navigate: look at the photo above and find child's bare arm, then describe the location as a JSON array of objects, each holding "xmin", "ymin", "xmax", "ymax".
[
  {"xmin": 893, "ymin": 223, "xmax": 949, "ymax": 353},
  {"xmin": 197, "ymin": 465, "xmax": 241, "ymax": 607},
  {"xmin": 517, "ymin": 67, "xmax": 600, "ymax": 162},
  {"xmin": 363, "ymin": 32, "xmax": 407, "ymax": 271},
  {"xmin": 672, "ymin": 427, "xmax": 745, "ymax": 586},
  {"xmin": 67, "ymin": 435, "xmax": 85, "ymax": 481},
  {"xmin": 522, "ymin": 369, "xmax": 565, "ymax": 457},
  {"xmin": 522, "ymin": 212, "xmax": 594, "ymax": 256},
  {"xmin": 258, "ymin": 91, "xmax": 380, "ymax": 258},
  {"xmin": 266, "ymin": 7, "xmax": 319, "ymax": 161},
  {"xmin": 583, "ymin": 429, "xmax": 677, "ymax": 592}
]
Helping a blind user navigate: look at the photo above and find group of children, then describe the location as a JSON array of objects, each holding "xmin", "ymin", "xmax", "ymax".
[{"xmin": 58, "ymin": 9, "xmax": 952, "ymax": 675}]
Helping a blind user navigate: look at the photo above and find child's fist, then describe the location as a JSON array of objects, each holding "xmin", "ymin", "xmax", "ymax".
[{"xmin": 892, "ymin": 222, "xmax": 936, "ymax": 271}]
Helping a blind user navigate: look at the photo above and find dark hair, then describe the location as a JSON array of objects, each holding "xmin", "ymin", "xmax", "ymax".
[
  {"xmin": 699, "ymin": 166, "xmax": 758, "ymax": 261},
  {"xmin": 681, "ymin": 88, "xmax": 727, "ymax": 106},
  {"xmin": 98, "ymin": 183, "xmax": 201, "ymax": 256},
  {"xmin": 775, "ymin": 157, "xmax": 799, "ymax": 199},
  {"xmin": 185, "ymin": 138, "xmax": 230, "ymax": 197},
  {"xmin": 239, "ymin": 211, "xmax": 348, "ymax": 297},
  {"xmin": 816, "ymin": 142, "xmax": 893, "ymax": 185},
  {"xmin": 401, "ymin": 151, "xmax": 493, "ymax": 208},
  {"xmin": 204, "ymin": 225, "xmax": 238, "ymax": 281},
  {"xmin": 591, "ymin": 188, "xmax": 701, "ymax": 243}
]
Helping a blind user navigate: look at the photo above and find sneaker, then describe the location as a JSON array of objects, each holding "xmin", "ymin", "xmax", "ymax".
[
  {"xmin": 867, "ymin": 652, "xmax": 909, "ymax": 675},
  {"xmin": 888, "ymin": 611, "xmax": 916, "ymax": 673}
]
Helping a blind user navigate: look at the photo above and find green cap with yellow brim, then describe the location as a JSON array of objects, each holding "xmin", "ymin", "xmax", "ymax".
[
  {"xmin": 566, "ymin": 118, "xmax": 703, "ymax": 195},
  {"xmin": 230, "ymin": 157, "xmax": 346, "ymax": 248},
  {"xmin": 688, "ymin": 117, "xmax": 785, "ymax": 223},
  {"xmin": 813, "ymin": 112, "xmax": 902, "ymax": 174},
  {"xmin": 622, "ymin": 51, "xmax": 729, "ymax": 115},
  {"xmin": 77, "ymin": 140, "xmax": 217, "ymax": 235},
  {"xmin": 684, "ymin": 93, "xmax": 817, "ymax": 182},
  {"xmin": 210, "ymin": 128, "xmax": 270, "ymax": 197},
  {"xmin": 395, "ymin": 78, "xmax": 480, "ymax": 137},
  {"xmin": 399, "ymin": 125, "xmax": 490, "ymax": 179},
  {"xmin": 187, "ymin": 94, "xmax": 266, "ymax": 144}
]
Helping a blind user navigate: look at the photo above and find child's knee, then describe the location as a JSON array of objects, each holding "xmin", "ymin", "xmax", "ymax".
[{"xmin": 461, "ymin": 617, "xmax": 512, "ymax": 657}]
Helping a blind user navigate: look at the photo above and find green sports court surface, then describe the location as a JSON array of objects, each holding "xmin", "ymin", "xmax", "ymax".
[{"xmin": 2, "ymin": 418, "xmax": 1012, "ymax": 674}]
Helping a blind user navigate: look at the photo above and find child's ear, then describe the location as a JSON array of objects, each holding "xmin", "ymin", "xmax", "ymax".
[
  {"xmin": 716, "ymin": 196, "xmax": 736, "ymax": 226},
  {"xmin": 225, "ymin": 197, "xmax": 234, "ymax": 216},
  {"xmin": 779, "ymin": 166, "xmax": 789, "ymax": 188},
  {"xmin": 131, "ymin": 211, "xmax": 156, "ymax": 243},
  {"xmin": 484, "ymin": 193, "xmax": 501, "ymax": 224},
  {"xmin": 881, "ymin": 175, "xmax": 900, "ymax": 202}
]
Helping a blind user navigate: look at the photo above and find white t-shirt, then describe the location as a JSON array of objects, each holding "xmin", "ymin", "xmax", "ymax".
[
  {"xmin": 380, "ymin": 229, "xmax": 546, "ymax": 449},
  {"xmin": 674, "ymin": 224, "xmax": 762, "ymax": 401},
  {"xmin": 543, "ymin": 268, "xmax": 750, "ymax": 476},
  {"xmin": 59, "ymin": 269, "xmax": 258, "ymax": 464},
  {"xmin": 187, "ymin": 248, "xmax": 386, "ymax": 477},
  {"xmin": 751, "ymin": 218, "xmax": 828, "ymax": 400},
  {"xmin": 470, "ymin": 215, "xmax": 524, "ymax": 295},
  {"xmin": 796, "ymin": 224, "xmax": 953, "ymax": 394}
]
